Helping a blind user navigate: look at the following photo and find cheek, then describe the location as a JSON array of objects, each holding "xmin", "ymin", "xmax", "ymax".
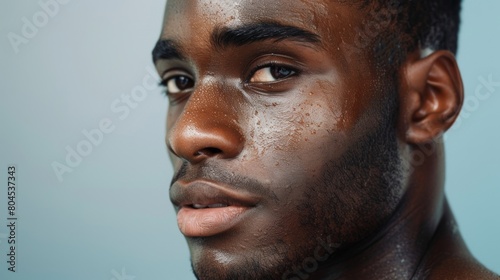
[{"xmin": 241, "ymin": 91, "xmax": 351, "ymax": 184}]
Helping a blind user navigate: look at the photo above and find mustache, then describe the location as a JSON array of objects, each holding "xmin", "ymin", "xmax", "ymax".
[
  {"xmin": 170, "ymin": 161, "xmax": 278, "ymax": 201},
  {"xmin": 171, "ymin": 161, "xmax": 189, "ymax": 186}
]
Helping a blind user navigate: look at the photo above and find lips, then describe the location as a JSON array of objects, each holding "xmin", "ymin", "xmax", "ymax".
[
  {"xmin": 170, "ymin": 180, "xmax": 260, "ymax": 237},
  {"xmin": 192, "ymin": 203, "xmax": 228, "ymax": 209}
]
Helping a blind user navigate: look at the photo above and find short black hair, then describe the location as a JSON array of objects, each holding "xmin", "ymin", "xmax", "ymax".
[
  {"xmin": 400, "ymin": 0, "xmax": 462, "ymax": 54},
  {"xmin": 354, "ymin": 0, "xmax": 462, "ymax": 67}
]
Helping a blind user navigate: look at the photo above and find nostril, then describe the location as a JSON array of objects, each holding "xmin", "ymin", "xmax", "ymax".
[
  {"xmin": 169, "ymin": 122, "xmax": 244, "ymax": 163},
  {"xmin": 194, "ymin": 147, "xmax": 223, "ymax": 157}
]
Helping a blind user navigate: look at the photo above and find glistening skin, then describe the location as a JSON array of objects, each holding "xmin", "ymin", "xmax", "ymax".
[{"xmin": 153, "ymin": 1, "xmax": 499, "ymax": 279}]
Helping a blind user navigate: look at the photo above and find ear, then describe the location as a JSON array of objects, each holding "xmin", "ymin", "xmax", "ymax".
[{"xmin": 400, "ymin": 50, "xmax": 464, "ymax": 144}]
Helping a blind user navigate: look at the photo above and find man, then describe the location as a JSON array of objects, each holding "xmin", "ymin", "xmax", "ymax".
[{"xmin": 152, "ymin": 0, "xmax": 499, "ymax": 279}]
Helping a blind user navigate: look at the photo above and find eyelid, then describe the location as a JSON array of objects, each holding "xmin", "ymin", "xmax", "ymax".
[
  {"xmin": 159, "ymin": 69, "xmax": 195, "ymax": 106},
  {"xmin": 248, "ymin": 64, "xmax": 299, "ymax": 85},
  {"xmin": 245, "ymin": 62, "xmax": 302, "ymax": 84},
  {"xmin": 243, "ymin": 65, "xmax": 303, "ymax": 95},
  {"xmin": 244, "ymin": 54, "xmax": 305, "ymax": 82},
  {"xmin": 160, "ymin": 69, "xmax": 194, "ymax": 86}
]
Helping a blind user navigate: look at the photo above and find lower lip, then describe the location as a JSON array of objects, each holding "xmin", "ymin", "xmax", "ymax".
[{"xmin": 177, "ymin": 206, "xmax": 248, "ymax": 237}]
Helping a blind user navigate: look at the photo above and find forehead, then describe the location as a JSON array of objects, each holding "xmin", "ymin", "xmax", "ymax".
[
  {"xmin": 161, "ymin": 0, "xmax": 364, "ymax": 47},
  {"xmin": 165, "ymin": 0, "xmax": 327, "ymax": 25}
]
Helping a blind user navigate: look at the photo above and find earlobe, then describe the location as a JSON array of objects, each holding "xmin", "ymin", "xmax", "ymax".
[{"xmin": 402, "ymin": 50, "xmax": 464, "ymax": 144}]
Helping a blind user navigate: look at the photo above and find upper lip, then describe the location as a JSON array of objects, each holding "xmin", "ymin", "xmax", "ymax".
[{"xmin": 170, "ymin": 180, "xmax": 261, "ymax": 210}]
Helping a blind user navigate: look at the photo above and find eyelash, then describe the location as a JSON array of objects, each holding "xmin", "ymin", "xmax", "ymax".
[
  {"xmin": 158, "ymin": 69, "xmax": 194, "ymax": 97},
  {"xmin": 158, "ymin": 62, "xmax": 301, "ymax": 98},
  {"xmin": 158, "ymin": 79, "xmax": 171, "ymax": 96},
  {"xmin": 245, "ymin": 62, "xmax": 300, "ymax": 83}
]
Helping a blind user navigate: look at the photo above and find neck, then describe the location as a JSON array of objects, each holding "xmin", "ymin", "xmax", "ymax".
[{"xmin": 311, "ymin": 143, "xmax": 459, "ymax": 279}]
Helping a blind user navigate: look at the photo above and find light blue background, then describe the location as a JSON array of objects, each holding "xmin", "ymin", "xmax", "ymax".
[{"xmin": 0, "ymin": 1, "xmax": 498, "ymax": 279}]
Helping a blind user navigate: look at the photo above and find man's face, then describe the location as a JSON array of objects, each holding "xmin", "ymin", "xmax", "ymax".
[{"xmin": 156, "ymin": 0, "xmax": 405, "ymax": 279}]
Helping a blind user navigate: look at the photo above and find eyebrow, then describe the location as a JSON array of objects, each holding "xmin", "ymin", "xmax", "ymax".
[
  {"xmin": 152, "ymin": 22, "xmax": 321, "ymax": 64},
  {"xmin": 212, "ymin": 22, "xmax": 321, "ymax": 49},
  {"xmin": 152, "ymin": 39, "xmax": 184, "ymax": 64}
]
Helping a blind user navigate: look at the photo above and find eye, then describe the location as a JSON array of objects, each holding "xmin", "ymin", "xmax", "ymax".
[
  {"xmin": 250, "ymin": 65, "xmax": 297, "ymax": 83},
  {"xmin": 161, "ymin": 74, "xmax": 195, "ymax": 95}
]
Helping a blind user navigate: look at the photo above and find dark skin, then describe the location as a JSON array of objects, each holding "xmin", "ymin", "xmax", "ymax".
[{"xmin": 153, "ymin": 0, "xmax": 499, "ymax": 279}]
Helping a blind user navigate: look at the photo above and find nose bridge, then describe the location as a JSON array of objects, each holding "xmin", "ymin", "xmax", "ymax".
[{"xmin": 168, "ymin": 80, "xmax": 244, "ymax": 164}]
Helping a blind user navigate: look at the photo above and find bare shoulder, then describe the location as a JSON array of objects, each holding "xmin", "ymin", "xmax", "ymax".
[
  {"xmin": 423, "ymin": 256, "xmax": 499, "ymax": 280},
  {"xmin": 416, "ymin": 211, "xmax": 500, "ymax": 280}
]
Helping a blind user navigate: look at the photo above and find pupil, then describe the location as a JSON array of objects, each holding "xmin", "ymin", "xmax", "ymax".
[
  {"xmin": 272, "ymin": 66, "xmax": 292, "ymax": 79},
  {"xmin": 176, "ymin": 76, "xmax": 192, "ymax": 90}
]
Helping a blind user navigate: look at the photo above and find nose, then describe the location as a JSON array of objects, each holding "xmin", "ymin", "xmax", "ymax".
[{"xmin": 167, "ymin": 91, "xmax": 244, "ymax": 164}]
